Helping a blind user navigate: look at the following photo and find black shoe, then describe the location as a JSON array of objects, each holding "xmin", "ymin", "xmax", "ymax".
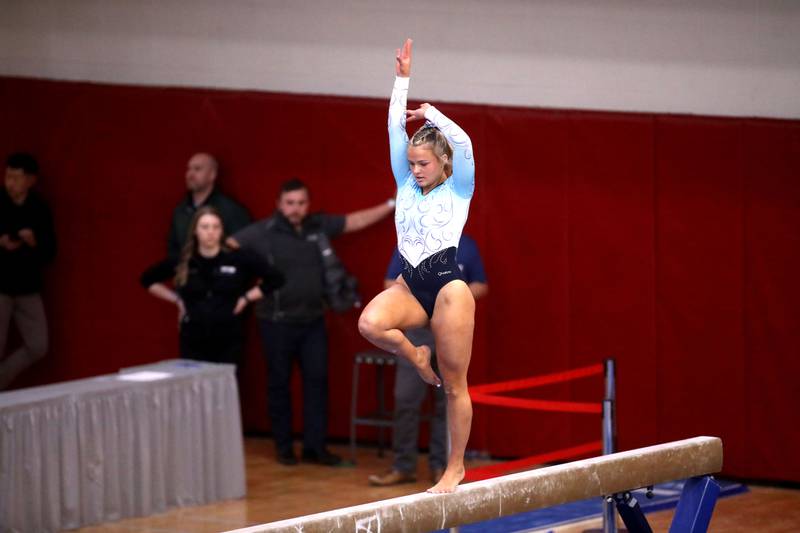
[
  {"xmin": 302, "ymin": 448, "xmax": 342, "ymax": 466},
  {"xmin": 277, "ymin": 449, "xmax": 298, "ymax": 466}
]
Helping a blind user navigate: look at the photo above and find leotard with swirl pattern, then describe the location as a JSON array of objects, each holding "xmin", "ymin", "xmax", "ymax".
[{"xmin": 388, "ymin": 76, "xmax": 475, "ymax": 268}]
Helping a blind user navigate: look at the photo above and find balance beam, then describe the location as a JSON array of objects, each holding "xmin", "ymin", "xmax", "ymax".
[{"xmin": 228, "ymin": 436, "xmax": 722, "ymax": 533}]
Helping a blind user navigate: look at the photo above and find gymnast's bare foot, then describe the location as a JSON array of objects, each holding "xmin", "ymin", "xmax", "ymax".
[
  {"xmin": 413, "ymin": 345, "xmax": 441, "ymax": 387},
  {"xmin": 427, "ymin": 464, "xmax": 464, "ymax": 493}
]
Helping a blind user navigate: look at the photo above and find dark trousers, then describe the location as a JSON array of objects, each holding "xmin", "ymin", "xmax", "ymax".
[
  {"xmin": 393, "ymin": 328, "xmax": 448, "ymax": 474},
  {"xmin": 0, "ymin": 293, "xmax": 48, "ymax": 390},
  {"xmin": 179, "ymin": 320, "xmax": 243, "ymax": 365},
  {"xmin": 259, "ymin": 318, "xmax": 329, "ymax": 455}
]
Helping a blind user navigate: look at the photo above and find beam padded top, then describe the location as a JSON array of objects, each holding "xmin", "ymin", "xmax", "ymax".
[{"xmin": 229, "ymin": 436, "xmax": 722, "ymax": 533}]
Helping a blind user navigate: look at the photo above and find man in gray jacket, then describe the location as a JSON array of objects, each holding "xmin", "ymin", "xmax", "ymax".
[{"xmin": 231, "ymin": 178, "xmax": 395, "ymax": 466}]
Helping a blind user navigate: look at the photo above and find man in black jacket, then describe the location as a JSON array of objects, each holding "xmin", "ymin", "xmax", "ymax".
[
  {"xmin": 167, "ymin": 153, "xmax": 251, "ymax": 258},
  {"xmin": 0, "ymin": 153, "xmax": 56, "ymax": 389},
  {"xmin": 232, "ymin": 178, "xmax": 395, "ymax": 466}
]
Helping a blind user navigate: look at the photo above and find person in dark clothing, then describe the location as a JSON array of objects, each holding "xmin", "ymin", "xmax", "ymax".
[
  {"xmin": 0, "ymin": 152, "xmax": 57, "ymax": 390},
  {"xmin": 142, "ymin": 206, "xmax": 284, "ymax": 364},
  {"xmin": 167, "ymin": 153, "xmax": 251, "ymax": 259},
  {"xmin": 230, "ymin": 178, "xmax": 395, "ymax": 467}
]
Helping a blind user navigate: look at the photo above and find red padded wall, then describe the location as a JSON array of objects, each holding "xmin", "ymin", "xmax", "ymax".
[
  {"xmin": 653, "ymin": 117, "xmax": 748, "ymax": 473},
  {"xmin": 1, "ymin": 76, "xmax": 798, "ymax": 482}
]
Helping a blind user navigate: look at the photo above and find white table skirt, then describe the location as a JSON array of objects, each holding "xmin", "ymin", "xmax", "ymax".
[{"xmin": 0, "ymin": 360, "xmax": 246, "ymax": 532}]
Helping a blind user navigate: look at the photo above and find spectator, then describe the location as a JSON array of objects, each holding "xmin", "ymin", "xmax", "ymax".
[
  {"xmin": 168, "ymin": 153, "xmax": 251, "ymax": 259},
  {"xmin": 230, "ymin": 178, "xmax": 395, "ymax": 466},
  {"xmin": 368, "ymin": 234, "xmax": 487, "ymax": 486},
  {"xmin": 141, "ymin": 206, "xmax": 284, "ymax": 365},
  {"xmin": 0, "ymin": 152, "xmax": 56, "ymax": 389}
]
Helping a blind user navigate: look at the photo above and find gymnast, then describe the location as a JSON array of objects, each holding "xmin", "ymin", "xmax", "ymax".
[{"xmin": 358, "ymin": 38, "xmax": 476, "ymax": 493}]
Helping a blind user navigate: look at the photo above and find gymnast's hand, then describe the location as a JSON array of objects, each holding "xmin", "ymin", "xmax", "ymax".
[
  {"xmin": 395, "ymin": 38, "xmax": 412, "ymax": 77},
  {"xmin": 406, "ymin": 103, "xmax": 430, "ymax": 122}
]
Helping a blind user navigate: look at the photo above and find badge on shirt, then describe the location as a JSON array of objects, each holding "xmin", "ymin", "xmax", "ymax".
[{"xmin": 220, "ymin": 265, "xmax": 237, "ymax": 275}]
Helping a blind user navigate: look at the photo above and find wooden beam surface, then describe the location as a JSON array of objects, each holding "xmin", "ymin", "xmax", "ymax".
[{"xmin": 225, "ymin": 436, "xmax": 722, "ymax": 533}]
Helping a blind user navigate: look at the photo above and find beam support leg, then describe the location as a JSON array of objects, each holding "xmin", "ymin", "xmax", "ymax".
[
  {"xmin": 668, "ymin": 476, "xmax": 721, "ymax": 533},
  {"xmin": 611, "ymin": 492, "xmax": 653, "ymax": 533}
]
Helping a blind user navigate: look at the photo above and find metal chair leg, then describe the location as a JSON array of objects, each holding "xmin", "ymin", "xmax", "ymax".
[{"xmin": 350, "ymin": 360, "xmax": 360, "ymax": 463}]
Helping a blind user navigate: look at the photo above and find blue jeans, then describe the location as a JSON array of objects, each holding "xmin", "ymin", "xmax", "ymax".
[{"xmin": 259, "ymin": 318, "xmax": 329, "ymax": 455}]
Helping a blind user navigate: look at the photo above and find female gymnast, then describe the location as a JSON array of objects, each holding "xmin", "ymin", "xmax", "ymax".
[
  {"xmin": 358, "ymin": 38, "xmax": 476, "ymax": 493},
  {"xmin": 141, "ymin": 206, "xmax": 284, "ymax": 365}
]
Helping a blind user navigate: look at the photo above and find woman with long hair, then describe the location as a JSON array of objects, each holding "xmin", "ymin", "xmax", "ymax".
[
  {"xmin": 141, "ymin": 206, "xmax": 284, "ymax": 364},
  {"xmin": 358, "ymin": 39, "xmax": 476, "ymax": 493}
]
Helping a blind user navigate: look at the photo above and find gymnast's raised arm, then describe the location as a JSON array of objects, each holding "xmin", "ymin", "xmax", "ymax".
[{"xmin": 388, "ymin": 39, "xmax": 412, "ymax": 187}]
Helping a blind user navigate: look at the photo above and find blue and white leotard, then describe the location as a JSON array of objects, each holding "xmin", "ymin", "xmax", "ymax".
[{"xmin": 389, "ymin": 76, "xmax": 475, "ymax": 316}]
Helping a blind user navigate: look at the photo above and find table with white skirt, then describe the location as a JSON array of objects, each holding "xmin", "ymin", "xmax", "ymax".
[{"xmin": 0, "ymin": 359, "xmax": 246, "ymax": 532}]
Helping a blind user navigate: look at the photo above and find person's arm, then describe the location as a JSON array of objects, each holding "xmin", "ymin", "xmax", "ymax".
[
  {"xmin": 17, "ymin": 202, "xmax": 56, "ymax": 263},
  {"xmin": 0, "ymin": 234, "xmax": 18, "ymax": 251},
  {"xmin": 388, "ymin": 39, "xmax": 413, "ymax": 188},
  {"xmin": 343, "ymin": 198, "xmax": 395, "ymax": 233},
  {"xmin": 17, "ymin": 229, "xmax": 36, "ymax": 247},
  {"xmin": 226, "ymin": 222, "xmax": 254, "ymax": 250},
  {"xmin": 234, "ymin": 285, "xmax": 263, "ymax": 315},
  {"xmin": 233, "ymin": 249, "xmax": 285, "ymax": 314},
  {"xmin": 140, "ymin": 258, "xmax": 186, "ymax": 319},
  {"xmin": 148, "ymin": 282, "xmax": 187, "ymax": 321},
  {"xmin": 468, "ymin": 281, "xmax": 488, "ymax": 300},
  {"xmin": 228, "ymin": 220, "xmax": 262, "ymax": 252},
  {"xmin": 147, "ymin": 282, "xmax": 181, "ymax": 304},
  {"xmin": 383, "ymin": 249, "xmax": 404, "ymax": 289},
  {"xmin": 459, "ymin": 236, "xmax": 488, "ymax": 300},
  {"xmin": 238, "ymin": 249, "xmax": 285, "ymax": 293},
  {"xmin": 140, "ymin": 257, "xmax": 178, "ymax": 289},
  {"xmin": 405, "ymin": 103, "xmax": 475, "ymax": 199}
]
